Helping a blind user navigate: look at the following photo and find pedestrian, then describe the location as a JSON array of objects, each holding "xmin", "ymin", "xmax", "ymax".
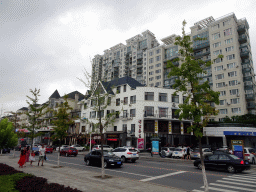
[
  {"xmin": 29, "ymin": 150, "xmax": 36, "ymax": 166},
  {"xmin": 187, "ymin": 146, "xmax": 191, "ymax": 160},
  {"xmin": 38, "ymin": 144, "xmax": 45, "ymax": 166},
  {"xmin": 18, "ymin": 149, "xmax": 26, "ymax": 168},
  {"xmin": 25, "ymin": 146, "xmax": 30, "ymax": 163}
]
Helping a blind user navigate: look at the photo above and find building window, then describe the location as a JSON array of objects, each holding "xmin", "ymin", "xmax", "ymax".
[
  {"xmin": 216, "ymin": 82, "xmax": 225, "ymax": 88},
  {"xmin": 149, "ymin": 51, "xmax": 153, "ymax": 56},
  {"xmin": 229, "ymin": 80, "xmax": 238, "ymax": 86},
  {"xmin": 156, "ymin": 56, "xmax": 161, "ymax": 61},
  {"xmin": 155, "ymin": 69, "xmax": 161, "ymax": 74},
  {"xmin": 225, "ymin": 38, "xmax": 233, "ymax": 44},
  {"xmin": 91, "ymin": 111, "xmax": 96, "ymax": 118},
  {"xmin": 228, "ymin": 71, "xmax": 237, "ymax": 77},
  {"xmin": 212, "ymin": 32, "xmax": 220, "ymax": 40},
  {"xmin": 116, "ymin": 111, "xmax": 119, "ymax": 118},
  {"xmin": 231, "ymin": 98, "xmax": 240, "ymax": 104},
  {"xmin": 145, "ymin": 106, "xmax": 154, "ymax": 117},
  {"xmin": 149, "ymin": 77, "xmax": 154, "ymax": 81},
  {"xmin": 183, "ymin": 96, "xmax": 187, "ymax": 103},
  {"xmin": 230, "ymin": 89, "xmax": 239, "ymax": 95},
  {"xmin": 122, "ymin": 124, "xmax": 127, "ymax": 132},
  {"xmin": 156, "ymin": 75, "xmax": 161, "ymax": 80},
  {"xmin": 123, "ymin": 110, "xmax": 128, "ymax": 118},
  {"xmin": 220, "ymin": 91, "xmax": 226, "ymax": 96},
  {"xmin": 116, "ymin": 98, "xmax": 120, "ymax": 106},
  {"xmin": 219, "ymin": 100, "xmax": 225, "ymax": 105},
  {"xmin": 130, "ymin": 95, "xmax": 136, "ymax": 104},
  {"xmin": 149, "ymin": 58, "xmax": 154, "ymax": 64},
  {"xmin": 97, "ymin": 110, "xmax": 104, "ymax": 118},
  {"xmin": 149, "ymin": 65, "xmax": 154, "ymax": 69},
  {"xmin": 114, "ymin": 126, "xmax": 117, "ymax": 131},
  {"xmin": 107, "ymin": 97, "xmax": 111, "ymax": 106},
  {"xmin": 224, "ymin": 28, "xmax": 232, "ymax": 36},
  {"xmin": 214, "ymin": 65, "xmax": 223, "ymax": 71},
  {"xmin": 172, "ymin": 109, "xmax": 179, "ymax": 118},
  {"xmin": 172, "ymin": 95, "xmax": 179, "ymax": 103},
  {"xmin": 123, "ymin": 85, "xmax": 126, "ymax": 92},
  {"xmin": 155, "ymin": 82, "xmax": 161, "ymax": 86},
  {"xmin": 131, "ymin": 124, "xmax": 135, "ymax": 133},
  {"xmin": 156, "ymin": 63, "xmax": 161, "ymax": 67},
  {"xmin": 226, "ymin": 54, "xmax": 235, "ymax": 60},
  {"xmin": 130, "ymin": 109, "xmax": 136, "ymax": 117},
  {"xmin": 117, "ymin": 86, "xmax": 121, "ymax": 93},
  {"xmin": 219, "ymin": 109, "xmax": 228, "ymax": 114},
  {"xmin": 213, "ymin": 42, "xmax": 221, "ymax": 48},
  {"xmin": 215, "ymin": 74, "xmax": 224, "ymax": 80},
  {"xmin": 159, "ymin": 108, "xmax": 168, "ymax": 117},
  {"xmin": 124, "ymin": 97, "xmax": 128, "ymax": 105},
  {"xmin": 232, "ymin": 108, "xmax": 241, "ymax": 114},
  {"xmin": 159, "ymin": 93, "xmax": 167, "ymax": 102},
  {"xmin": 215, "ymin": 58, "xmax": 223, "ymax": 63},
  {"xmin": 223, "ymin": 19, "xmax": 230, "ymax": 26},
  {"xmin": 149, "ymin": 71, "xmax": 154, "ymax": 75},
  {"xmin": 213, "ymin": 50, "xmax": 222, "ymax": 56},
  {"xmin": 145, "ymin": 92, "xmax": 154, "ymax": 100},
  {"xmin": 156, "ymin": 49, "xmax": 161, "ymax": 54},
  {"xmin": 211, "ymin": 24, "xmax": 219, "ymax": 30},
  {"xmin": 227, "ymin": 62, "xmax": 236, "ymax": 69},
  {"xmin": 225, "ymin": 46, "xmax": 234, "ymax": 52}
]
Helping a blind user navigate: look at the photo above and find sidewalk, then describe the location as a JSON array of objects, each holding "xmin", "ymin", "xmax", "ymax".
[{"xmin": 0, "ymin": 155, "xmax": 186, "ymax": 192}]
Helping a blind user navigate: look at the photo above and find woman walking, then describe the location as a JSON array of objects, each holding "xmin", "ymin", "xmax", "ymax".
[
  {"xmin": 18, "ymin": 149, "xmax": 26, "ymax": 168},
  {"xmin": 25, "ymin": 146, "xmax": 30, "ymax": 164}
]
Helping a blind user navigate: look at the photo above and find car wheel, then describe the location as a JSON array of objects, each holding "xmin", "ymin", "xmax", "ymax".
[
  {"xmin": 198, "ymin": 163, "xmax": 202, "ymax": 170},
  {"xmin": 121, "ymin": 156, "xmax": 126, "ymax": 163},
  {"xmin": 65, "ymin": 153, "xmax": 68, "ymax": 157},
  {"xmin": 227, "ymin": 165, "xmax": 235, "ymax": 173},
  {"xmin": 86, "ymin": 160, "xmax": 90, "ymax": 166},
  {"xmin": 252, "ymin": 158, "xmax": 255, "ymax": 165},
  {"xmin": 131, "ymin": 159, "xmax": 136, "ymax": 163},
  {"xmin": 104, "ymin": 161, "xmax": 108, "ymax": 168}
]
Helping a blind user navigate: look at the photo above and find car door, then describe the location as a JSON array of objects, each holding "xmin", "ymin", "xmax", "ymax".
[
  {"xmin": 216, "ymin": 154, "xmax": 231, "ymax": 170},
  {"xmin": 207, "ymin": 155, "xmax": 219, "ymax": 169},
  {"xmin": 113, "ymin": 148, "xmax": 121, "ymax": 157}
]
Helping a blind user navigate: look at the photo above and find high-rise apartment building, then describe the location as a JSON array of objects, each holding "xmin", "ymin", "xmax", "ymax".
[{"xmin": 91, "ymin": 13, "xmax": 255, "ymax": 120}]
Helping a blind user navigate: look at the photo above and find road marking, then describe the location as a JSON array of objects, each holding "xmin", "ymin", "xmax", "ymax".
[
  {"xmin": 209, "ymin": 183, "xmax": 256, "ymax": 192},
  {"xmin": 223, "ymin": 177, "xmax": 254, "ymax": 183},
  {"xmin": 229, "ymin": 175, "xmax": 256, "ymax": 179},
  {"xmin": 228, "ymin": 176, "xmax": 256, "ymax": 181},
  {"xmin": 217, "ymin": 180, "xmax": 256, "ymax": 188},
  {"xmin": 47, "ymin": 159, "xmax": 151, "ymax": 178},
  {"xmin": 139, "ymin": 171, "xmax": 186, "ymax": 182},
  {"xmin": 201, "ymin": 186, "xmax": 238, "ymax": 192},
  {"xmin": 192, "ymin": 190, "xmax": 204, "ymax": 192}
]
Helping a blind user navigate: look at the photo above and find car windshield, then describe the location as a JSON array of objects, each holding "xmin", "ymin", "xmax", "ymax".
[
  {"xmin": 249, "ymin": 149, "xmax": 256, "ymax": 153},
  {"xmin": 128, "ymin": 149, "xmax": 137, "ymax": 152},
  {"xmin": 103, "ymin": 151, "xmax": 114, "ymax": 156},
  {"xmin": 229, "ymin": 155, "xmax": 241, "ymax": 160},
  {"xmin": 193, "ymin": 149, "xmax": 199, "ymax": 152},
  {"xmin": 174, "ymin": 148, "xmax": 182, "ymax": 151},
  {"xmin": 169, "ymin": 148, "xmax": 175, "ymax": 151}
]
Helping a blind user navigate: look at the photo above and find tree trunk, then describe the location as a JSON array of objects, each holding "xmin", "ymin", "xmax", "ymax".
[
  {"xmin": 199, "ymin": 137, "xmax": 209, "ymax": 192},
  {"xmin": 0, "ymin": 149, "xmax": 2, "ymax": 155},
  {"xmin": 13, "ymin": 148, "xmax": 15, "ymax": 157},
  {"xmin": 57, "ymin": 150, "xmax": 60, "ymax": 167}
]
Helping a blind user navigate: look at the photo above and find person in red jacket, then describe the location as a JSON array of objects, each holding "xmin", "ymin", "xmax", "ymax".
[{"xmin": 18, "ymin": 149, "xmax": 26, "ymax": 168}]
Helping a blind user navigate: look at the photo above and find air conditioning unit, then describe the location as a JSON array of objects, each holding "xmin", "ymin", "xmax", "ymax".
[
  {"xmin": 223, "ymin": 68, "xmax": 226, "ymax": 70},
  {"xmin": 129, "ymin": 104, "xmax": 132, "ymax": 107},
  {"xmin": 172, "ymin": 103, "xmax": 176, "ymax": 107},
  {"xmin": 237, "ymin": 94, "xmax": 240, "ymax": 97},
  {"xmin": 227, "ymin": 102, "xmax": 230, "ymax": 105},
  {"xmin": 121, "ymin": 100, "xmax": 124, "ymax": 103},
  {"xmin": 236, "ymin": 65, "xmax": 239, "ymax": 68},
  {"xmin": 225, "ymin": 84, "xmax": 228, "ymax": 86},
  {"xmin": 238, "ymin": 81, "xmax": 241, "ymax": 84}
]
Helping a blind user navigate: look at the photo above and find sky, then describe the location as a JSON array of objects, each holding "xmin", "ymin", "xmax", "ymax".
[{"xmin": 1, "ymin": 0, "xmax": 256, "ymax": 116}]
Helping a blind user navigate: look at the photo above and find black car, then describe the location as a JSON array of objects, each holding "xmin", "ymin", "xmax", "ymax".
[
  {"xmin": 1, "ymin": 148, "xmax": 10, "ymax": 153},
  {"xmin": 84, "ymin": 150, "xmax": 122, "ymax": 168},
  {"xmin": 194, "ymin": 153, "xmax": 250, "ymax": 173}
]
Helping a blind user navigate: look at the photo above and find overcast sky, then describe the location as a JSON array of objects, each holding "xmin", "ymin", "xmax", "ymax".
[{"xmin": 1, "ymin": 0, "xmax": 255, "ymax": 115}]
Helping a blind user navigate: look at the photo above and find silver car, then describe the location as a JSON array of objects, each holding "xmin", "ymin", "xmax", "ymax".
[
  {"xmin": 160, "ymin": 147, "xmax": 175, "ymax": 157},
  {"xmin": 244, "ymin": 147, "xmax": 256, "ymax": 164},
  {"xmin": 191, "ymin": 148, "xmax": 213, "ymax": 159}
]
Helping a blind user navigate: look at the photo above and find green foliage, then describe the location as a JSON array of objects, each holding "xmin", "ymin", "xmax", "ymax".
[
  {"xmin": 0, "ymin": 119, "xmax": 18, "ymax": 149},
  {"xmin": 167, "ymin": 20, "xmax": 220, "ymax": 138},
  {"xmin": 26, "ymin": 88, "xmax": 48, "ymax": 145},
  {"xmin": 0, "ymin": 172, "xmax": 31, "ymax": 192},
  {"xmin": 50, "ymin": 95, "xmax": 74, "ymax": 146}
]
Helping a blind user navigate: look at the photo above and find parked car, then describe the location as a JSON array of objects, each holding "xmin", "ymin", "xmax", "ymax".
[
  {"xmin": 122, "ymin": 146, "xmax": 140, "ymax": 153},
  {"xmin": 60, "ymin": 147, "xmax": 78, "ymax": 157},
  {"xmin": 70, "ymin": 144, "xmax": 85, "ymax": 151},
  {"xmin": 45, "ymin": 146, "xmax": 53, "ymax": 153},
  {"xmin": 84, "ymin": 150, "xmax": 122, "ymax": 168},
  {"xmin": 194, "ymin": 153, "xmax": 251, "ymax": 173},
  {"xmin": 112, "ymin": 147, "xmax": 139, "ymax": 163},
  {"xmin": 32, "ymin": 146, "xmax": 39, "ymax": 156},
  {"xmin": 92, "ymin": 145, "xmax": 113, "ymax": 151},
  {"xmin": 160, "ymin": 147, "xmax": 175, "ymax": 158},
  {"xmin": 14, "ymin": 145, "xmax": 21, "ymax": 151},
  {"xmin": 56, "ymin": 145, "xmax": 69, "ymax": 151},
  {"xmin": 172, "ymin": 148, "xmax": 185, "ymax": 158},
  {"xmin": 244, "ymin": 147, "xmax": 256, "ymax": 164},
  {"xmin": 191, "ymin": 148, "xmax": 213, "ymax": 159},
  {"xmin": 1, "ymin": 148, "xmax": 10, "ymax": 153}
]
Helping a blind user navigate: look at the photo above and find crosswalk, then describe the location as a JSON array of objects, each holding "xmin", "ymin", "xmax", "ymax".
[{"xmin": 192, "ymin": 171, "xmax": 256, "ymax": 192}]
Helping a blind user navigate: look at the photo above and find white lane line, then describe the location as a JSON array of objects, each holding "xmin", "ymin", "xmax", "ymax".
[
  {"xmin": 139, "ymin": 171, "xmax": 186, "ymax": 182},
  {"xmin": 201, "ymin": 186, "xmax": 238, "ymax": 192},
  {"xmin": 209, "ymin": 183, "xmax": 256, "ymax": 192},
  {"xmin": 229, "ymin": 175, "xmax": 256, "ymax": 179},
  {"xmin": 227, "ymin": 176, "xmax": 256, "ymax": 181},
  {"xmin": 217, "ymin": 180, "xmax": 256, "ymax": 188},
  {"xmin": 192, "ymin": 190, "xmax": 204, "ymax": 192},
  {"xmin": 47, "ymin": 159, "xmax": 151, "ymax": 178},
  {"xmin": 223, "ymin": 177, "xmax": 254, "ymax": 183}
]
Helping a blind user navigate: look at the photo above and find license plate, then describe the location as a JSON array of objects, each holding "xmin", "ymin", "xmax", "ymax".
[
  {"xmin": 245, "ymin": 162, "xmax": 248, "ymax": 164},
  {"xmin": 133, "ymin": 154, "xmax": 136, "ymax": 155},
  {"xmin": 194, "ymin": 155, "xmax": 198, "ymax": 157},
  {"xmin": 117, "ymin": 162, "xmax": 121, "ymax": 164},
  {"xmin": 175, "ymin": 152, "xmax": 178, "ymax": 154},
  {"xmin": 73, "ymin": 151, "xmax": 76, "ymax": 152}
]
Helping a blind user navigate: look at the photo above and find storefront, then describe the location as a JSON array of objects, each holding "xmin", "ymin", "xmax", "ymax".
[{"xmin": 105, "ymin": 132, "xmax": 127, "ymax": 148}]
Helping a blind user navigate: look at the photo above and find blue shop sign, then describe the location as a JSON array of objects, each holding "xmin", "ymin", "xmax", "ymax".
[{"xmin": 224, "ymin": 131, "xmax": 256, "ymax": 136}]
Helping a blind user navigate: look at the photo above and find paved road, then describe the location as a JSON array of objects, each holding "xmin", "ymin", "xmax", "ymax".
[{"xmin": 10, "ymin": 151, "xmax": 252, "ymax": 192}]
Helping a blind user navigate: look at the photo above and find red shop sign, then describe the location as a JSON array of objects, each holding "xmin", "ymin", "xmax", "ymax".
[{"xmin": 107, "ymin": 139, "xmax": 118, "ymax": 141}]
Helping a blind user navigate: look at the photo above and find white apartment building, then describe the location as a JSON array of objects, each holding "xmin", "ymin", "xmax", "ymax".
[
  {"xmin": 80, "ymin": 77, "xmax": 194, "ymax": 149},
  {"xmin": 91, "ymin": 13, "xmax": 256, "ymax": 121}
]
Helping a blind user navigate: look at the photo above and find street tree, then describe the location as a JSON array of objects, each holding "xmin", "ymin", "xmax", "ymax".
[
  {"xmin": 26, "ymin": 88, "xmax": 47, "ymax": 147},
  {"xmin": 167, "ymin": 20, "xmax": 220, "ymax": 192},
  {"xmin": 0, "ymin": 118, "xmax": 18, "ymax": 155},
  {"xmin": 78, "ymin": 68, "xmax": 119, "ymax": 179},
  {"xmin": 50, "ymin": 95, "xmax": 74, "ymax": 167}
]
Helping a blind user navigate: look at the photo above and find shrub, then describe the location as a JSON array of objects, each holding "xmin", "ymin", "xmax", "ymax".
[
  {"xmin": 15, "ymin": 176, "xmax": 47, "ymax": 192},
  {"xmin": 0, "ymin": 163, "xmax": 23, "ymax": 175},
  {"xmin": 0, "ymin": 173, "xmax": 31, "ymax": 192},
  {"xmin": 41, "ymin": 183, "xmax": 83, "ymax": 192}
]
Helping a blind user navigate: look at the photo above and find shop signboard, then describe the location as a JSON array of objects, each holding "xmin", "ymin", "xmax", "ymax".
[
  {"xmin": 231, "ymin": 140, "xmax": 244, "ymax": 159},
  {"xmin": 152, "ymin": 140, "xmax": 159, "ymax": 155},
  {"xmin": 137, "ymin": 138, "xmax": 144, "ymax": 149}
]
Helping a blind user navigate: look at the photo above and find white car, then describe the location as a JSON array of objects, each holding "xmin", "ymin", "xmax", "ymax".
[
  {"xmin": 172, "ymin": 148, "xmax": 185, "ymax": 158},
  {"xmin": 56, "ymin": 145, "xmax": 69, "ymax": 151},
  {"xmin": 92, "ymin": 145, "xmax": 113, "ymax": 151},
  {"xmin": 70, "ymin": 144, "xmax": 85, "ymax": 151},
  {"xmin": 112, "ymin": 147, "xmax": 139, "ymax": 163},
  {"xmin": 244, "ymin": 147, "xmax": 256, "ymax": 164},
  {"xmin": 191, "ymin": 148, "xmax": 213, "ymax": 159},
  {"xmin": 122, "ymin": 146, "xmax": 140, "ymax": 153}
]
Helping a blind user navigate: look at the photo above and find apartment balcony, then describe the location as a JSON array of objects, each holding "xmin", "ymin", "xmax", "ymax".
[
  {"xmin": 164, "ymin": 56, "xmax": 179, "ymax": 62},
  {"xmin": 239, "ymin": 43, "xmax": 250, "ymax": 49},
  {"xmin": 240, "ymin": 49, "xmax": 250, "ymax": 58},
  {"xmin": 238, "ymin": 34, "xmax": 248, "ymax": 44},
  {"xmin": 144, "ymin": 113, "xmax": 173, "ymax": 119},
  {"xmin": 137, "ymin": 54, "xmax": 143, "ymax": 59},
  {"xmin": 137, "ymin": 69, "xmax": 143, "ymax": 74},
  {"xmin": 242, "ymin": 67, "xmax": 252, "ymax": 73},
  {"xmin": 245, "ymin": 94, "xmax": 254, "ymax": 100},
  {"xmin": 137, "ymin": 59, "xmax": 143, "ymax": 64},
  {"xmin": 193, "ymin": 41, "xmax": 210, "ymax": 51},
  {"xmin": 247, "ymin": 102, "xmax": 256, "ymax": 109},
  {"xmin": 237, "ymin": 25, "xmax": 247, "ymax": 33},
  {"xmin": 194, "ymin": 50, "xmax": 210, "ymax": 58}
]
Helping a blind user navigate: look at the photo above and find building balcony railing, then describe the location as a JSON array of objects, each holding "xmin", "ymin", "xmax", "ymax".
[
  {"xmin": 193, "ymin": 42, "xmax": 210, "ymax": 51},
  {"xmin": 239, "ymin": 43, "xmax": 249, "ymax": 49},
  {"xmin": 245, "ymin": 94, "xmax": 254, "ymax": 100},
  {"xmin": 238, "ymin": 34, "xmax": 248, "ymax": 44},
  {"xmin": 247, "ymin": 103, "xmax": 255, "ymax": 109},
  {"xmin": 240, "ymin": 50, "xmax": 250, "ymax": 58},
  {"xmin": 237, "ymin": 25, "xmax": 247, "ymax": 33},
  {"xmin": 194, "ymin": 50, "xmax": 210, "ymax": 58}
]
